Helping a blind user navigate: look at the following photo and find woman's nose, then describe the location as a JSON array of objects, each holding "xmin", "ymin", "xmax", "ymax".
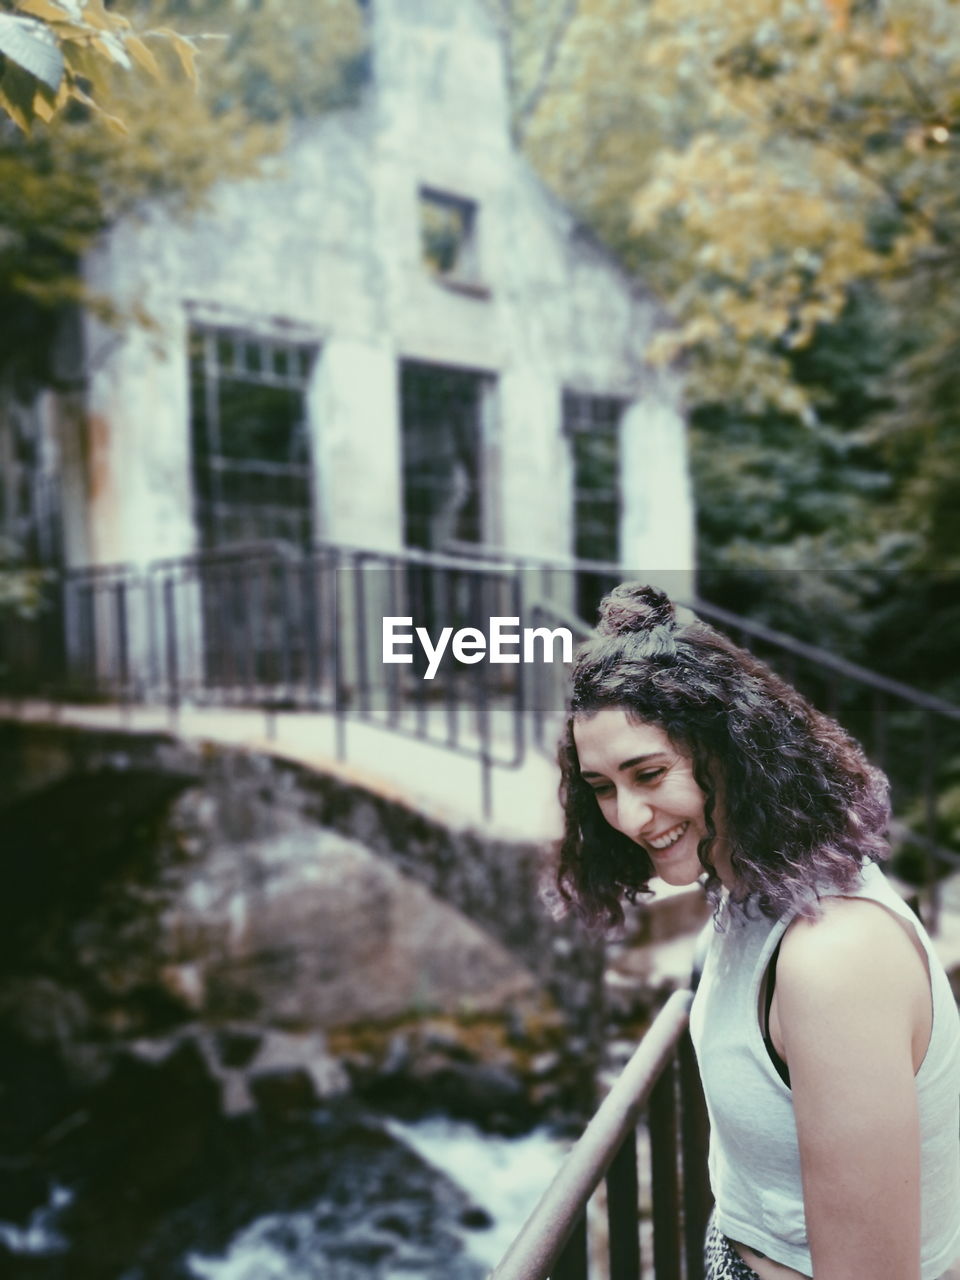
[{"xmin": 616, "ymin": 791, "xmax": 653, "ymax": 837}]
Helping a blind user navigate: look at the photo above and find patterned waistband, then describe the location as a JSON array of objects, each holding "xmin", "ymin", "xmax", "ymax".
[{"xmin": 704, "ymin": 1211, "xmax": 763, "ymax": 1280}]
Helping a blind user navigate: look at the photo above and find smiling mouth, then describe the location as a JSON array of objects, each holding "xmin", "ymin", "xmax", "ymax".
[{"xmin": 646, "ymin": 820, "xmax": 690, "ymax": 852}]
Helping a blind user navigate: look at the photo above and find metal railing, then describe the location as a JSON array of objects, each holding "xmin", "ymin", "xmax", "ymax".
[
  {"xmin": 0, "ymin": 541, "xmax": 532, "ymax": 815},
  {"xmin": 2, "ymin": 540, "xmax": 960, "ymax": 918},
  {"xmin": 490, "ymin": 989, "xmax": 711, "ymax": 1280}
]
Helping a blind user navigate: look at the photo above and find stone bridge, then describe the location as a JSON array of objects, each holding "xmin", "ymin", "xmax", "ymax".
[{"xmin": 0, "ymin": 715, "xmax": 605, "ymax": 1070}]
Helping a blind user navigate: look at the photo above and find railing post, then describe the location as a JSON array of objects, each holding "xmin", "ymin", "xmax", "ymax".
[
  {"xmin": 353, "ymin": 552, "xmax": 371, "ymax": 718},
  {"xmin": 239, "ymin": 559, "xmax": 256, "ymax": 698},
  {"xmin": 679, "ymin": 1030, "xmax": 712, "ymax": 1280},
  {"xmin": 606, "ymin": 1125, "xmax": 640, "ymax": 1280},
  {"xmin": 922, "ymin": 710, "xmax": 940, "ymax": 931},
  {"xmin": 443, "ymin": 565, "xmax": 461, "ymax": 748},
  {"xmin": 508, "ymin": 568, "xmax": 526, "ymax": 767},
  {"xmin": 649, "ymin": 1056, "xmax": 682, "ymax": 1279},
  {"xmin": 301, "ymin": 554, "xmax": 320, "ymax": 707},
  {"xmin": 471, "ymin": 569, "xmax": 493, "ymax": 821},
  {"xmin": 871, "ymin": 688, "xmax": 887, "ymax": 772},
  {"xmin": 113, "ymin": 577, "xmax": 129, "ymax": 705},
  {"xmin": 278, "ymin": 555, "xmax": 295, "ymax": 698},
  {"xmin": 550, "ymin": 1213, "xmax": 588, "ymax": 1280},
  {"xmin": 163, "ymin": 572, "xmax": 179, "ymax": 730},
  {"xmin": 384, "ymin": 555, "xmax": 403, "ymax": 728},
  {"xmin": 489, "ymin": 990, "xmax": 692, "ymax": 1280},
  {"xmin": 334, "ymin": 551, "xmax": 347, "ymax": 761}
]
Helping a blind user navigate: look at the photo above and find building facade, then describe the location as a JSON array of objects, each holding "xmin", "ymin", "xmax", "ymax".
[{"xmin": 7, "ymin": 0, "xmax": 694, "ymax": 600}]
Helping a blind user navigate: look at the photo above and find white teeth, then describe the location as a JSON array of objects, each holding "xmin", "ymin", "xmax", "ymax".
[{"xmin": 648, "ymin": 820, "xmax": 689, "ymax": 851}]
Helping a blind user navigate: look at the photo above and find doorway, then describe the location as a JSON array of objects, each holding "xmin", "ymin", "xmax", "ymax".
[{"xmin": 400, "ymin": 361, "xmax": 492, "ymax": 672}]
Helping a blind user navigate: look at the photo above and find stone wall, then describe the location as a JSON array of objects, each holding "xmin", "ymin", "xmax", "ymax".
[{"xmin": 0, "ymin": 719, "xmax": 603, "ymax": 1049}]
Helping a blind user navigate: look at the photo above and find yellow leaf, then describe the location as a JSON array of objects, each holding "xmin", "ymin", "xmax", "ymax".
[
  {"xmin": 125, "ymin": 33, "xmax": 160, "ymax": 79},
  {"xmin": 15, "ymin": 0, "xmax": 72, "ymax": 24},
  {"xmin": 151, "ymin": 26, "xmax": 198, "ymax": 84},
  {"xmin": 79, "ymin": 0, "xmax": 129, "ymax": 33},
  {"xmin": 0, "ymin": 80, "xmax": 30, "ymax": 131},
  {"xmin": 90, "ymin": 33, "xmax": 130, "ymax": 68},
  {"xmin": 31, "ymin": 91, "xmax": 54, "ymax": 121},
  {"xmin": 68, "ymin": 78, "xmax": 127, "ymax": 133}
]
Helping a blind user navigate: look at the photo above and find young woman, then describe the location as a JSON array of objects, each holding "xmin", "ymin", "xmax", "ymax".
[{"xmin": 556, "ymin": 583, "xmax": 960, "ymax": 1280}]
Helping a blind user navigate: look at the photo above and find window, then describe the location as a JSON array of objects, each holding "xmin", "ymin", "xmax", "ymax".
[
  {"xmin": 401, "ymin": 360, "xmax": 486, "ymax": 551},
  {"xmin": 564, "ymin": 391, "xmax": 624, "ymax": 620},
  {"xmin": 189, "ymin": 326, "xmax": 316, "ymax": 549},
  {"xmin": 0, "ymin": 398, "xmax": 60, "ymax": 567},
  {"xmin": 419, "ymin": 188, "xmax": 480, "ymax": 285}
]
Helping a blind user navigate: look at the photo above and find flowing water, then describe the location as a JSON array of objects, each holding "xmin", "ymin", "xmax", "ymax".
[{"xmin": 0, "ymin": 1115, "xmax": 568, "ymax": 1279}]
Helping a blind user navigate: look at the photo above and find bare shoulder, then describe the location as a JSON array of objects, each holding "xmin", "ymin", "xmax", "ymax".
[
  {"xmin": 781, "ymin": 892, "xmax": 921, "ymax": 962},
  {"xmin": 777, "ymin": 893, "xmax": 929, "ymax": 1028}
]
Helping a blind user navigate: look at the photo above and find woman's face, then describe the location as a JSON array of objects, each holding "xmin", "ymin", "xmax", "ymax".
[{"xmin": 573, "ymin": 707, "xmax": 726, "ymax": 888}]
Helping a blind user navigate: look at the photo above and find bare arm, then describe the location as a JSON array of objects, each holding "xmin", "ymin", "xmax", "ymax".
[{"xmin": 775, "ymin": 897, "xmax": 930, "ymax": 1280}]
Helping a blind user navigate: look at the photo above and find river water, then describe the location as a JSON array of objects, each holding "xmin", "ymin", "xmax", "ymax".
[
  {"xmin": 0, "ymin": 1116, "xmax": 569, "ymax": 1279},
  {"xmin": 384, "ymin": 1119, "xmax": 570, "ymax": 1272}
]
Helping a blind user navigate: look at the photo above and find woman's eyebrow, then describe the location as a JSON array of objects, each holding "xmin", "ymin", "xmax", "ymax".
[{"xmin": 581, "ymin": 752, "xmax": 666, "ymax": 778}]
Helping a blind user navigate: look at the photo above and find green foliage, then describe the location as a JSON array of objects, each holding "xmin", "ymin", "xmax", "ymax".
[
  {"xmin": 0, "ymin": 0, "xmax": 367, "ymax": 388},
  {"xmin": 147, "ymin": 0, "xmax": 370, "ymax": 122},
  {"xmin": 0, "ymin": 0, "xmax": 200, "ymax": 133},
  {"xmin": 500, "ymin": 0, "xmax": 960, "ymax": 677},
  {"xmin": 0, "ymin": 536, "xmax": 49, "ymax": 617},
  {"xmin": 892, "ymin": 752, "xmax": 960, "ymax": 884}
]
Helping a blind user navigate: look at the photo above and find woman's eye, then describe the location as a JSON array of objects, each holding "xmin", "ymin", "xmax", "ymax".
[
  {"xmin": 636, "ymin": 768, "xmax": 665, "ymax": 784},
  {"xmin": 588, "ymin": 783, "xmax": 613, "ymax": 797}
]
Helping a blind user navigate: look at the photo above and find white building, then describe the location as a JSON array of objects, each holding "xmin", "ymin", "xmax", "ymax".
[{"xmin": 7, "ymin": 0, "xmax": 694, "ymax": 610}]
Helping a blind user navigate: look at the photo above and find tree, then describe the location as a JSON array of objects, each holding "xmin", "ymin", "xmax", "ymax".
[
  {"xmin": 0, "ymin": 0, "xmax": 367, "ymax": 387},
  {"xmin": 499, "ymin": 0, "xmax": 960, "ymax": 649},
  {"xmin": 505, "ymin": 0, "xmax": 960, "ymax": 409},
  {"xmin": 0, "ymin": 0, "xmax": 202, "ymax": 133}
]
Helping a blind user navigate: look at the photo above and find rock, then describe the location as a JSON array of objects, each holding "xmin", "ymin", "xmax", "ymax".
[
  {"xmin": 381, "ymin": 1031, "xmax": 412, "ymax": 1075},
  {"xmin": 459, "ymin": 1205, "xmax": 494, "ymax": 1230},
  {"xmin": 125, "ymin": 1030, "xmax": 189, "ymax": 1065},
  {"xmin": 529, "ymin": 1050, "xmax": 562, "ymax": 1078},
  {"xmin": 158, "ymin": 962, "xmax": 206, "ymax": 1012},
  {"xmin": 219, "ymin": 1069, "xmax": 256, "ymax": 1118},
  {"xmin": 246, "ymin": 1029, "xmax": 350, "ymax": 1102},
  {"xmin": 423, "ymin": 1060, "xmax": 528, "ymax": 1119},
  {"xmin": 0, "ymin": 979, "xmax": 90, "ymax": 1048},
  {"xmin": 0, "ymin": 1025, "xmax": 82, "ymax": 1156},
  {"xmin": 163, "ymin": 826, "xmax": 538, "ymax": 1028},
  {"xmin": 0, "ymin": 767, "xmax": 197, "ymax": 968},
  {"xmin": 373, "ymin": 1210, "xmax": 414, "ymax": 1238},
  {"xmin": 365, "ymin": 1053, "xmax": 531, "ymax": 1130},
  {"xmin": 0, "ymin": 1165, "xmax": 51, "ymax": 1229},
  {"xmin": 86, "ymin": 1038, "xmax": 221, "ymax": 1175},
  {"xmin": 249, "ymin": 1067, "xmax": 319, "ymax": 1118},
  {"xmin": 47, "ymin": 1038, "xmax": 224, "ymax": 1276},
  {"xmin": 420, "ymin": 1022, "xmax": 477, "ymax": 1061},
  {"xmin": 214, "ymin": 1025, "xmax": 262, "ymax": 1068}
]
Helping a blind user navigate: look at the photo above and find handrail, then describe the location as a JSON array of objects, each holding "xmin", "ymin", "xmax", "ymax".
[
  {"xmin": 688, "ymin": 597, "xmax": 960, "ymax": 722},
  {"xmin": 489, "ymin": 988, "xmax": 694, "ymax": 1280},
  {"xmin": 446, "ymin": 542, "xmax": 960, "ymax": 719},
  {"xmin": 3, "ymin": 540, "xmax": 960, "ymax": 900}
]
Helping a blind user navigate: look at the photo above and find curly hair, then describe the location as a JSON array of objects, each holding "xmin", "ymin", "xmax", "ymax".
[{"xmin": 556, "ymin": 583, "xmax": 890, "ymax": 929}]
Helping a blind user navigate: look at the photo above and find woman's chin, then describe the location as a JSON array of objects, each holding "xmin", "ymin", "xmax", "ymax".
[{"xmin": 648, "ymin": 849, "xmax": 703, "ymax": 888}]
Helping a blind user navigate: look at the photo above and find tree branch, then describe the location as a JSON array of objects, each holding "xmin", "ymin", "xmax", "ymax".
[{"xmin": 513, "ymin": 0, "xmax": 578, "ymax": 143}]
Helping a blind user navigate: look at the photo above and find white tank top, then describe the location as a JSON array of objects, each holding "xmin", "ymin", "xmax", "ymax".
[{"xmin": 689, "ymin": 862, "xmax": 960, "ymax": 1278}]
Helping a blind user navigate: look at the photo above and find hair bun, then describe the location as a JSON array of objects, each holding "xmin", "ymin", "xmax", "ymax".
[{"xmin": 596, "ymin": 583, "xmax": 676, "ymax": 637}]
